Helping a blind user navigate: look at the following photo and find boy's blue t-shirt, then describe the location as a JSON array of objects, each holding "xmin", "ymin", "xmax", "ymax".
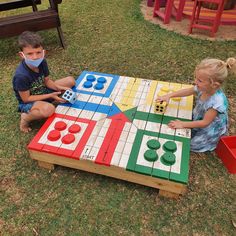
[{"xmin": 13, "ymin": 59, "xmax": 49, "ymax": 104}]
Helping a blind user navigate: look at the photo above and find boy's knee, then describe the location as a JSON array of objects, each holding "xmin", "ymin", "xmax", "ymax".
[
  {"xmin": 39, "ymin": 103, "xmax": 55, "ymax": 118},
  {"xmin": 67, "ymin": 76, "xmax": 76, "ymax": 87},
  {"xmin": 43, "ymin": 104, "xmax": 55, "ymax": 117}
]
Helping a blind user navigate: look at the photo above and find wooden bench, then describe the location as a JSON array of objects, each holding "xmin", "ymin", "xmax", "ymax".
[
  {"xmin": 0, "ymin": 0, "xmax": 41, "ymax": 12},
  {"xmin": 0, "ymin": 0, "xmax": 65, "ymax": 48}
]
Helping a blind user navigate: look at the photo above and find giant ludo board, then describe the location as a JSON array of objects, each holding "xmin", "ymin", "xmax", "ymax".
[{"xmin": 28, "ymin": 71, "xmax": 193, "ymax": 196}]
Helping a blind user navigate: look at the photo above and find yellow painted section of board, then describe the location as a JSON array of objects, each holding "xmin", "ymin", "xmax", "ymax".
[
  {"xmin": 120, "ymin": 78, "xmax": 141, "ymax": 105},
  {"xmin": 115, "ymin": 103, "xmax": 135, "ymax": 112},
  {"xmin": 146, "ymin": 80, "xmax": 158, "ymax": 105},
  {"xmin": 179, "ymin": 84, "xmax": 194, "ymax": 110},
  {"xmin": 120, "ymin": 77, "xmax": 136, "ymax": 100}
]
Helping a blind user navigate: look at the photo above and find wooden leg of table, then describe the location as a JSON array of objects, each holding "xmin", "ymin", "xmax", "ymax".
[
  {"xmin": 159, "ymin": 189, "xmax": 180, "ymax": 199},
  {"xmin": 38, "ymin": 161, "xmax": 55, "ymax": 170}
]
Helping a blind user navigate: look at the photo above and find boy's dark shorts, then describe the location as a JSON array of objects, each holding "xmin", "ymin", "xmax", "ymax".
[
  {"xmin": 18, "ymin": 88, "xmax": 56, "ymax": 113},
  {"xmin": 18, "ymin": 102, "xmax": 35, "ymax": 113}
]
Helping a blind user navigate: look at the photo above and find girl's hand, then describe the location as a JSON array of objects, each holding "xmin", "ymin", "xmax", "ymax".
[
  {"xmin": 168, "ymin": 120, "xmax": 185, "ymax": 129},
  {"xmin": 156, "ymin": 94, "xmax": 171, "ymax": 103}
]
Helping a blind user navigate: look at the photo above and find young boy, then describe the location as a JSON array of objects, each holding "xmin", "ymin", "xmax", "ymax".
[{"xmin": 13, "ymin": 31, "xmax": 75, "ymax": 133}]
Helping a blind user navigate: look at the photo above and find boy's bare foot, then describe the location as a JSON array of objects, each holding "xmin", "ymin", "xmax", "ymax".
[{"xmin": 20, "ymin": 113, "xmax": 32, "ymax": 133}]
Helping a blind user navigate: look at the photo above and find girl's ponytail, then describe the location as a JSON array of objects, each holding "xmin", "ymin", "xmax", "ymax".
[{"xmin": 226, "ymin": 58, "xmax": 236, "ymax": 74}]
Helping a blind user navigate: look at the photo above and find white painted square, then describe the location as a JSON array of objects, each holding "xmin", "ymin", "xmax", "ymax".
[
  {"xmin": 110, "ymin": 152, "xmax": 122, "ymax": 167},
  {"xmin": 133, "ymin": 119, "xmax": 147, "ymax": 130},
  {"xmin": 164, "ymin": 106, "xmax": 178, "ymax": 117},
  {"xmin": 77, "ymin": 93, "xmax": 91, "ymax": 102},
  {"xmin": 81, "ymin": 145, "xmax": 99, "ymax": 161},
  {"xmin": 66, "ymin": 107, "xmax": 82, "ymax": 117},
  {"xmin": 98, "ymin": 126, "xmax": 109, "ymax": 137},
  {"xmin": 160, "ymin": 124, "xmax": 175, "ymax": 136},
  {"xmin": 175, "ymin": 128, "xmax": 191, "ymax": 138},
  {"xmin": 79, "ymin": 110, "xmax": 94, "ymax": 120},
  {"xmin": 119, "ymin": 130, "xmax": 129, "ymax": 141},
  {"xmin": 118, "ymin": 154, "xmax": 130, "ymax": 168},
  {"xmin": 91, "ymin": 112, "xmax": 107, "ymax": 121},
  {"xmin": 100, "ymin": 97, "xmax": 112, "ymax": 106},
  {"xmin": 123, "ymin": 122, "xmax": 132, "ymax": 132},
  {"xmin": 145, "ymin": 121, "xmax": 161, "ymax": 133},
  {"xmin": 88, "ymin": 95, "xmax": 103, "ymax": 104},
  {"xmin": 122, "ymin": 142, "xmax": 133, "ymax": 155},
  {"xmin": 94, "ymin": 136, "xmax": 105, "ymax": 148},
  {"xmin": 55, "ymin": 105, "xmax": 70, "ymax": 115}
]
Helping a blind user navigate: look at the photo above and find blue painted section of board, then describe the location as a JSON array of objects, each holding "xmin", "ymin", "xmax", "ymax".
[{"xmin": 74, "ymin": 71, "xmax": 119, "ymax": 97}]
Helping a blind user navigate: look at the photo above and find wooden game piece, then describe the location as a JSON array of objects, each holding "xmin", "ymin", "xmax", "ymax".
[
  {"xmin": 97, "ymin": 77, "xmax": 107, "ymax": 83},
  {"xmin": 161, "ymin": 152, "xmax": 176, "ymax": 165},
  {"xmin": 68, "ymin": 124, "xmax": 81, "ymax": 133},
  {"xmin": 171, "ymin": 97, "xmax": 181, "ymax": 102},
  {"xmin": 163, "ymin": 141, "xmax": 177, "ymax": 152},
  {"xmin": 54, "ymin": 121, "xmax": 67, "ymax": 131},
  {"xmin": 61, "ymin": 90, "xmax": 77, "ymax": 104},
  {"xmin": 86, "ymin": 75, "xmax": 96, "ymax": 82},
  {"xmin": 62, "ymin": 133, "xmax": 75, "ymax": 144},
  {"xmin": 47, "ymin": 129, "xmax": 61, "ymax": 141},
  {"xmin": 147, "ymin": 139, "xmax": 161, "ymax": 150},
  {"xmin": 161, "ymin": 86, "xmax": 170, "ymax": 92},
  {"xmin": 154, "ymin": 100, "xmax": 167, "ymax": 114},
  {"xmin": 94, "ymin": 82, "xmax": 104, "ymax": 90},
  {"xmin": 83, "ymin": 81, "xmax": 93, "ymax": 88},
  {"xmin": 144, "ymin": 149, "xmax": 158, "ymax": 162}
]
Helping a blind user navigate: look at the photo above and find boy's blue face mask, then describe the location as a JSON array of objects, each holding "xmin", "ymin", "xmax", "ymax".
[{"xmin": 22, "ymin": 50, "xmax": 44, "ymax": 68}]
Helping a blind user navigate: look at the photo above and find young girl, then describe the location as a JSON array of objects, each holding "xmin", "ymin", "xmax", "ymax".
[{"xmin": 156, "ymin": 58, "xmax": 236, "ymax": 152}]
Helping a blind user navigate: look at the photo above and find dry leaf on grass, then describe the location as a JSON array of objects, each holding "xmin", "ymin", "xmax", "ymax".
[{"xmin": 232, "ymin": 220, "xmax": 236, "ymax": 228}]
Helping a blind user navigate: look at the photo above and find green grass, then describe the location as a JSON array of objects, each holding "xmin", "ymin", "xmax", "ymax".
[{"xmin": 0, "ymin": 0, "xmax": 236, "ymax": 235}]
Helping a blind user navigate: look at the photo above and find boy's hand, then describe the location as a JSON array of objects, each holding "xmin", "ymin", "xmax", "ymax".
[
  {"xmin": 51, "ymin": 91, "xmax": 67, "ymax": 103},
  {"xmin": 156, "ymin": 94, "xmax": 171, "ymax": 104},
  {"xmin": 56, "ymin": 85, "xmax": 72, "ymax": 92},
  {"xmin": 168, "ymin": 120, "xmax": 184, "ymax": 129}
]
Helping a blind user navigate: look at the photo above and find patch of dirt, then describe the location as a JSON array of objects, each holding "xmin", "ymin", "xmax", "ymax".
[
  {"xmin": 141, "ymin": 1, "xmax": 236, "ymax": 41},
  {"xmin": 1, "ymin": 176, "xmax": 25, "ymax": 204}
]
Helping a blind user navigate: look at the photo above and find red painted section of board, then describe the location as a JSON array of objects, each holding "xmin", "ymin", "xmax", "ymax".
[
  {"xmin": 28, "ymin": 113, "xmax": 96, "ymax": 160},
  {"xmin": 95, "ymin": 112, "xmax": 131, "ymax": 166}
]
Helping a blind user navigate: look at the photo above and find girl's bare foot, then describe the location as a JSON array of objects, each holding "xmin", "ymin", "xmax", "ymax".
[{"xmin": 20, "ymin": 113, "xmax": 32, "ymax": 133}]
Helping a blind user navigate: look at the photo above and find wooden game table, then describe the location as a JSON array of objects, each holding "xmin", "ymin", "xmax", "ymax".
[{"xmin": 28, "ymin": 71, "xmax": 193, "ymax": 198}]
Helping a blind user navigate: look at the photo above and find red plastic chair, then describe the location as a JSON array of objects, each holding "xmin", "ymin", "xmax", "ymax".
[
  {"xmin": 188, "ymin": 0, "xmax": 225, "ymax": 37},
  {"xmin": 153, "ymin": 0, "xmax": 186, "ymax": 24}
]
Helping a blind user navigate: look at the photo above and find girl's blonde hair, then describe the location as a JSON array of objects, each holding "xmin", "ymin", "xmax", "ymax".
[{"xmin": 195, "ymin": 58, "xmax": 236, "ymax": 86}]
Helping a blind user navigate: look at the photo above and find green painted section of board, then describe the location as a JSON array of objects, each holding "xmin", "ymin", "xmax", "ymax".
[
  {"xmin": 134, "ymin": 111, "xmax": 149, "ymax": 121},
  {"xmin": 124, "ymin": 107, "xmax": 138, "ymax": 122},
  {"xmin": 126, "ymin": 130, "xmax": 143, "ymax": 172}
]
